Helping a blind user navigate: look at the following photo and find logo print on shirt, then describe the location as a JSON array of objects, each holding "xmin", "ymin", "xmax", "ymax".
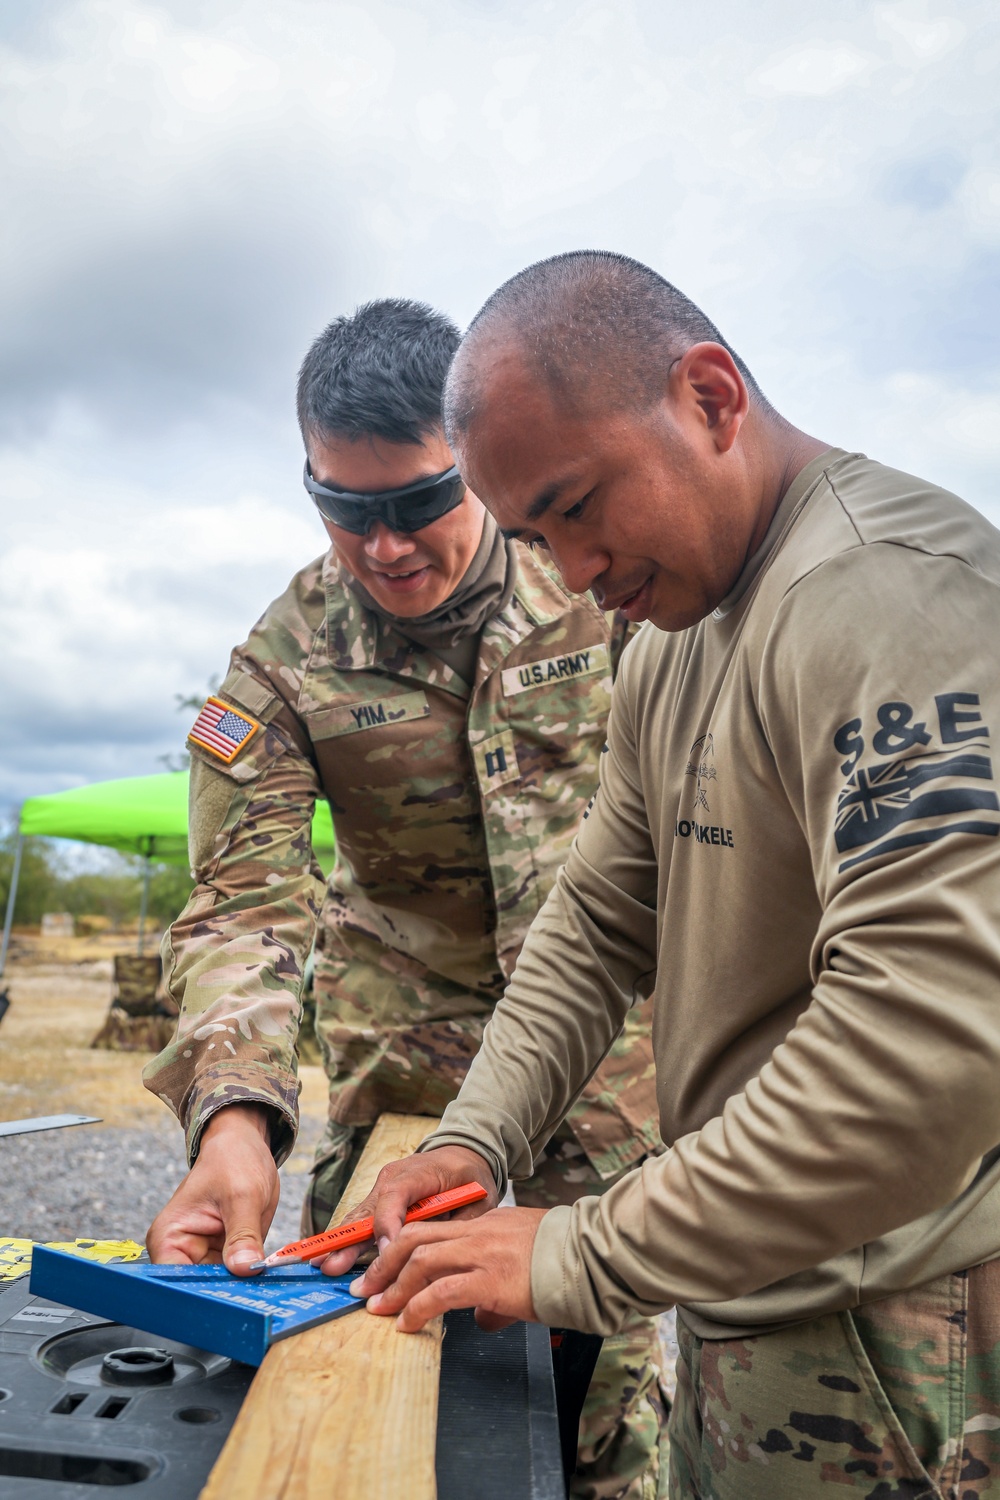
[
  {"xmin": 685, "ymin": 732, "xmax": 717, "ymax": 814},
  {"xmin": 832, "ymin": 693, "xmax": 999, "ymax": 872},
  {"xmin": 675, "ymin": 732, "xmax": 735, "ymax": 848}
]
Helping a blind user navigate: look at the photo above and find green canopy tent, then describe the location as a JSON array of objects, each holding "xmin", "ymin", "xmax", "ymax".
[{"xmin": 0, "ymin": 772, "xmax": 335, "ymax": 974}]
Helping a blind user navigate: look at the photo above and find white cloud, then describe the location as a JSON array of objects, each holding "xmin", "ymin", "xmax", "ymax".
[
  {"xmin": 875, "ymin": 4, "xmax": 967, "ymax": 64},
  {"xmin": 1, "ymin": 0, "xmax": 999, "ymax": 813},
  {"xmin": 959, "ymin": 168, "xmax": 1000, "ymax": 243},
  {"xmin": 827, "ymin": 370, "xmax": 1000, "ymax": 524},
  {"xmin": 0, "ymin": 424, "xmax": 324, "ymax": 804},
  {"xmin": 750, "ymin": 43, "xmax": 880, "ymax": 97}
]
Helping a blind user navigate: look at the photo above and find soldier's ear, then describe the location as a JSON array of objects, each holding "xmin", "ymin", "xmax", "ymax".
[{"xmin": 671, "ymin": 344, "xmax": 749, "ymax": 454}]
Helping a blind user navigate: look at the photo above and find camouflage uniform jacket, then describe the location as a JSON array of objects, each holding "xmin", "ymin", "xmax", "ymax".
[{"xmin": 143, "ymin": 544, "xmax": 660, "ymax": 1175}]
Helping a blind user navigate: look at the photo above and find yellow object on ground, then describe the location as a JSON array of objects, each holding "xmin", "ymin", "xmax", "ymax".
[{"xmin": 0, "ymin": 1237, "xmax": 144, "ymax": 1281}]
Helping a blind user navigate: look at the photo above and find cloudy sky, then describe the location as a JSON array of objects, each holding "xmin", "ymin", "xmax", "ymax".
[{"xmin": 1, "ymin": 0, "xmax": 998, "ymax": 818}]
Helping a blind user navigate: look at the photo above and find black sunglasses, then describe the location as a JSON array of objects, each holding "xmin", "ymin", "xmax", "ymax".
[{"xmin": 303, "ymin": 461, "xmax": 467, "ymax": 535}]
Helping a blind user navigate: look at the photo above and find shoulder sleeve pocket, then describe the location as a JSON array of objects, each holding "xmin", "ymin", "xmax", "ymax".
[{"xmin": 186, "ymin": 669, "xmax": 290, "ymax": 785}]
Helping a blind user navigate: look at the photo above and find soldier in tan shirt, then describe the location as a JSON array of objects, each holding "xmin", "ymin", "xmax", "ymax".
[{"xmin": 337, "ymin": 254, "xmax": 1000, "ymax": 1497}]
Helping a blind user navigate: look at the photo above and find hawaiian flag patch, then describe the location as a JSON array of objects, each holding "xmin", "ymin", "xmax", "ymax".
[{"xmin": 188, "ymin": 696, "xmax": 260, "ymax": 764}]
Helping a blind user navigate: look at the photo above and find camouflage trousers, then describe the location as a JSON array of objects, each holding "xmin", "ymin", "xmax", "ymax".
[
  {"xmin": 304, "ymin": 1119, "xmax": 670, "ymax": 1500},
  {"xmin": 668, "ymin": 1258, "xmax": 1000, "ymax": 1498}
]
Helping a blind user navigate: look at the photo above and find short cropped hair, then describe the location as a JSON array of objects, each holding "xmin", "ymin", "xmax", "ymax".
[
  {"xmin": 445, "ymin": 251, "xmax": 767, "ymax": 436},
  {"xmin": 297, "ymin": 299, "xmax": 460, "ymax": 446}
]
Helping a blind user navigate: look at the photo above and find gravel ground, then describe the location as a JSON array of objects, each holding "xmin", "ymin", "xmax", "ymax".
[
  {"xmin": 0, "ymin": 1122, "xmax": 318, "ymax": 1255},
  {"xmin": 0, "ymin": 947, "xmax": 326, "ymax": 1255}
]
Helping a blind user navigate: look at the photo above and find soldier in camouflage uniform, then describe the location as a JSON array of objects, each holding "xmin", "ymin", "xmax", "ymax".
[
  {"xmin": 144, "ymin": 299, "xmax": 667, "ymax": 1499},
  {"xmin": 669, "ymin": 1259, "xmax": 1000, "ymax": 1498}
]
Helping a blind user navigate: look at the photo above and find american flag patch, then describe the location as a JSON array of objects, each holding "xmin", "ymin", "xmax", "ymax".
[{"xmin": 188, "ymin": 696, "xmax": 260, "ymax": 764}]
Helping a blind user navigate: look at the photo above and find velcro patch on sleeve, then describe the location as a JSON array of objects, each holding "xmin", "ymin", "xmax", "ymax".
[{"xmin": 188, "ymin": 696, "xmax": 261, "ymax": 764}]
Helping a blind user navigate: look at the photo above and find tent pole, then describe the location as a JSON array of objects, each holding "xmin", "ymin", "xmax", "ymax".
[
  {"xmin": 0, "ymin": 831, "xmax": 25, "ymax": 980},
  {"xmin": 137, "ymin": 849, "xmax": 152, "ymax": 957}
]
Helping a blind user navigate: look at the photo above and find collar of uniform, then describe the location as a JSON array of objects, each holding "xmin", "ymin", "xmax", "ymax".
[
  {"xmin": 476, "ymin": 545, "xmax": 576, "ymax": 677},
  {"xmin": 321, "ymin": 543, "xmax": 573, "ymax": 681},
  {"xmin": 322, "ymin": 549, "xmax": 379, "ymax": 669},
  {"xmin": 711, "ymin": 447, "xmax": 853, "ymax": 620},
  {"xmin": 320, "ymin": 549, "xmax": 476, "ymax": 696}
]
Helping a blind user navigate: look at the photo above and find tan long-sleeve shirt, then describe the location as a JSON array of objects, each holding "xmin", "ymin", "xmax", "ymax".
[{"xmin": 422, "ymin": 449, "xmax": 1000, "ymax": 1337}]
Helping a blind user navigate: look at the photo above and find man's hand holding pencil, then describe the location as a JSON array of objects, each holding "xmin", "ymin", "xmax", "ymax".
[{"xmin": 326, "ymin": 1145, "xmax": 543, "ymax": 1334}]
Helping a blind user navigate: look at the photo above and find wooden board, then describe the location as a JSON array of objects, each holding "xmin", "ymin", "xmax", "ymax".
[{"xmin": 200, "ymin": 1112, "xmax": 442, "ymax": 1500}]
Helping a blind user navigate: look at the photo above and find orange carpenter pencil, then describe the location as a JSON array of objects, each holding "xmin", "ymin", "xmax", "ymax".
[{"xmin": 249, "ymin": 1181, "xmax": 489, "ymax": 1270}]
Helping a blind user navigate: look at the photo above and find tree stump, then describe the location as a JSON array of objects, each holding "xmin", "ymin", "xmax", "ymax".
[{"xmin": 91, "ymin": 954, "xmax": 178, "ymax": 1052}]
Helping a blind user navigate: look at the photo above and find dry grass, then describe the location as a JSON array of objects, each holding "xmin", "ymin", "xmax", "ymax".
[
  {"xmin": 0, "ymin": 933, "xmax": 328, "ymax": 1140},
  {"xmin": 0, "ymin": 937, "xmax": 326, "ymax": 1248}
]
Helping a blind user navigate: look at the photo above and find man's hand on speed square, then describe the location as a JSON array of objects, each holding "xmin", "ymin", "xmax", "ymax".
[{"xmin": 146, "ymin": 1103, "xmax": 279, "ymax": 1275}]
